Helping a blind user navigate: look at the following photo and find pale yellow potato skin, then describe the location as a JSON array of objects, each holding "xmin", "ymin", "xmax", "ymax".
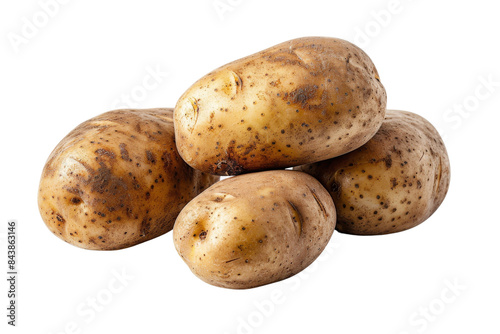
[
  {"xmin": 174, "ymin": 36, "xmax": 387, "ymax": 175},
  {"xmin": 295, "ymin": 110, "xmax": 450, "ymax": 235},
  {"xmin": 173, "ymin": 170, "xmax": 336, "ymax": 289},
  {"xmin": 38, "ymin": 108, "xmax": 219, "ymax": 250}
]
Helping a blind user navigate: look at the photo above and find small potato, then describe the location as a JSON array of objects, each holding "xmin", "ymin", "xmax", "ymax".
[
  {"xmin": 38, "ymin": 108, "xmax": 219, "ymax": 250},
  {"xmin": 173, "ymin": 170, "xmax": 336, "ymax": 289},
  {"xmin": 295, "ymin": 110, "xmax": 450, "ymax": 235},
  {"xmin": 174, "ymin": 36, "xmax": 387, "ymax": 175}
]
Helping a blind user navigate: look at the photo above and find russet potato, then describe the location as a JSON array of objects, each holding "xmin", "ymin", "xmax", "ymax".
[
  {"xmin": 38, "ymin": 108, "xmax": 219, "ymax": 250},
  {"xmin": 295, "ymin": 110, "xmax": 450, "ymax": 235},
  {"xmin": 173, "ymin": 170, "xmax": 336, "ymax": 289},
  {"xmin": 174, "ymin": 36, "xmax": 387, "ymax": 175}
]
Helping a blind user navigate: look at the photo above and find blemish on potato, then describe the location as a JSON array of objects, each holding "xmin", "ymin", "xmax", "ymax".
[{"xmin": 146, "ymin": 150, "xmax": 157, "ymax": 164}]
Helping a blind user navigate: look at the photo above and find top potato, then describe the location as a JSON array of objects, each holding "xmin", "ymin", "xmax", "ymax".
[{"xmin": 174, "ymin": 36, "xmax": 387, "ymax": 175}]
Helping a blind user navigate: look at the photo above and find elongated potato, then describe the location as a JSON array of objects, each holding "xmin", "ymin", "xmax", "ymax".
[
  {"xmin": 295, "ymin": 110, "xmax": 450, "ymax": 235},
  {"xmin": 173, "ymin": 170, "xmax": 336, "ymax": 289},
  {"xmin": 38, "ymin": 108, "xmax": 219, "ymax": 250},
  {"xmin": 174, "ymin": 36, "xmax": 387, "ymax": 175}
]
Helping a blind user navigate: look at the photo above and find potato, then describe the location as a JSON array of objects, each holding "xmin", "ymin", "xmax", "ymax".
[
  {"xmin": 173, "ymin": 170, "xmax": 336, "ymax": 289},
  {"xmin": 174, "ymin": 36, "xmax": 387, "ymax": 175},
  {"xmin": 38, "ymin": 108, "xmax": 219, "ymax": 250},
  {"xmin": 295, "ymin": 110, "xmax": 450, "ymax": 235}
]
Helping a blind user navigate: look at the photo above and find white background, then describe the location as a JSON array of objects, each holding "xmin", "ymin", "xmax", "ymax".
[{"xmin": 1, "ymin": 0, "xmax": 499, "ymax": 333}]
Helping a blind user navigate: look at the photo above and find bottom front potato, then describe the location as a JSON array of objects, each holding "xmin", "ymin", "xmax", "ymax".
[{"xmin": 173, "ymin": 170, "xmax": 336, "ymax": 289}]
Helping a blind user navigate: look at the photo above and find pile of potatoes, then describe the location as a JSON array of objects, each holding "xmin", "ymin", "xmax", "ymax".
[{"xmin": 38, "ymin": 37, "xmax": 450, "ymax": 289}]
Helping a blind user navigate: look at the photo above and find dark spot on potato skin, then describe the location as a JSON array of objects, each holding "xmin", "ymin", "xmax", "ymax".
[
  {"xmin": 119, "ymin": 143, "xmax": 130, "ymax": 161},
  {"xmin": 208, "ymin": 144, "xmax": 247, "ymax": 176},
  {"xmin": 211, "ymin": 158, "xmax": 244, "ymax": 176},
  {"xmin": 75, "ymin": 161, "xmax": 129, "ymax": 195},
  {"xmin": 265, "ymin": 50, "xmax": 311, "ymax": 70},
  {"xmin": 282, "ymin": 85, "xmax": 319, "ymax": 107},
  {"xmin": 135, "ymin": 122, "xmax": 142, "ymax": 133},
  {"xmin": 140, "ymin": 217, "xmax": 151, "ymax": 236},
  {"xmin": 330, "ymin": 181, "xmax": 341, "ymax": 194},
  {"xmin": 95, "ymin": 149, "xmax": 115, "ymax": 159},
  {"xmin": 390, "ymin": 178, "xmax": 398, "ymax": 188},
  {"xmin": 146, "ymin": 150, "xmax": 157, "ymax": 164},
  {"xmin": 70, "ymin": 197, "xmax": 81, "ymax": 204},
  {"xmin": 362, "ymin": 88, "xmax": 373, "ymax": 101},
  {"xmin": 64, "ymin": 187, "xmax": 82, "ymax": 196},
  {"xmin": 161, "ymin": 151, "xmax": 172, "ymax": 172},
  {"xmin": 243, "ymin": 143, "xmax": 257, "ymax": 155},
  {"xmin": 382, "ymin": 155, "xmax": 392, "ymax": 169}
]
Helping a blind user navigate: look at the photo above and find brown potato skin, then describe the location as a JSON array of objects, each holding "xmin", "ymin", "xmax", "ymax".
[
  {"xmin": 38, "ymin": 108, "xmax": 219, "ymax": 250},
  {"xmin": 174, "ymin": 36, "xmax": 387, "ymax": 176},
  {"xmin": 295, "ymin": 110, "xmax": 450, "ymax": 235},
  {"xmin": 173, "ymin": 171, "xmax": 336, "ymax": 289}
]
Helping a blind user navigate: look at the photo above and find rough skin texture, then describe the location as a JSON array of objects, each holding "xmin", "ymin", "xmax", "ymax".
[
  {"xmin": 174, "ymin": 36, "xmax": 387, "ymax": 176},
  {"xmin": 173, "ymin": 170, "xmax": 336, "ymax": 289},
  {"xmin": 38, "ymin": 108, "xmax": 219, "ymax": 250},
  {"xmin": 295, "ymin": 110, "xmax": 450, "ymax": 235}
]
